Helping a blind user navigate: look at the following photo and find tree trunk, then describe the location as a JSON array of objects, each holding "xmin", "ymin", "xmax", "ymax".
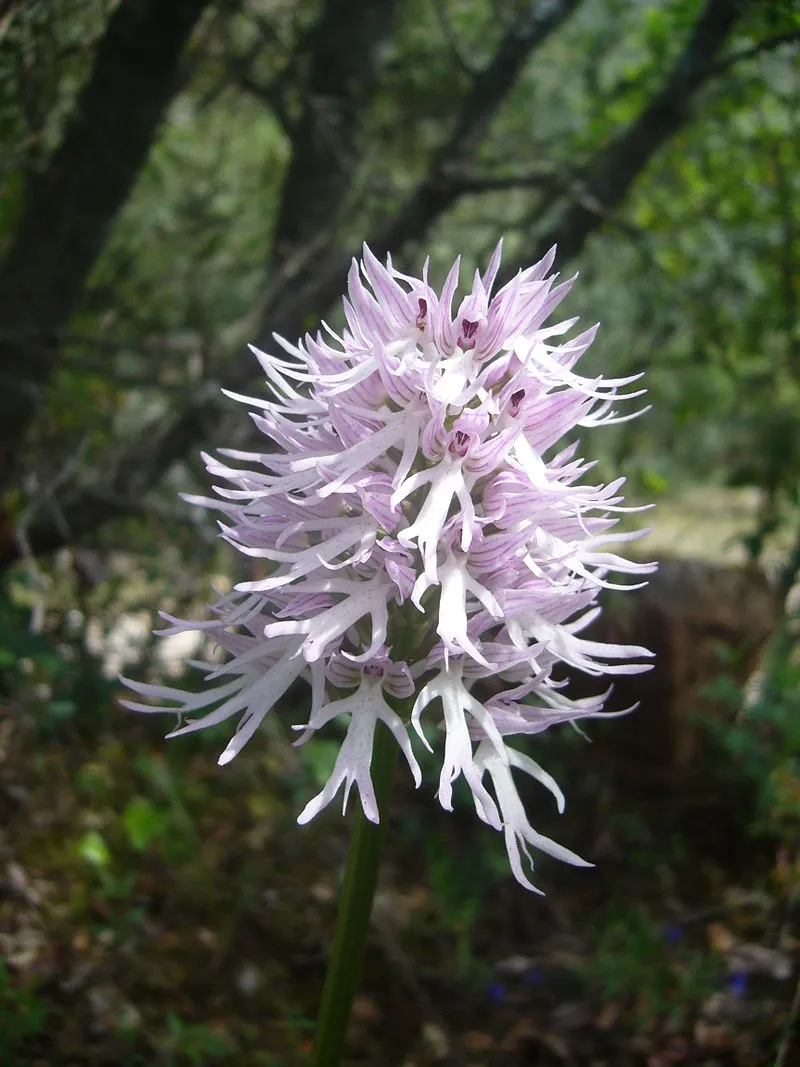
[
  {"xmin": 0, "ymin": 0, "xmax": 210, "ymax": 489},
  {"xmin": 269, "ymin": 0, "xmax": 400, "ymax": 269}
]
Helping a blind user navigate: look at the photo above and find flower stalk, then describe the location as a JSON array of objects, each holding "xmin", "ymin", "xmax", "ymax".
[{"xmin": 310, "ymin": 718, "xmax": 399, "ymax": 1067}]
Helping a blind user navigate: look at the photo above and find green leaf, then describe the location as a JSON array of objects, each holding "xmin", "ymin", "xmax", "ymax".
[
  {"xmin": 76, "ymin": 829, "xmax": 111, "ymax": 869},
  {"xmin": 48, "ymin": 699, "xmax": 75, "ymax": 720},
  {"xmin": 122, "ymin": 796, "xmax": 169, "ymax": 851}
]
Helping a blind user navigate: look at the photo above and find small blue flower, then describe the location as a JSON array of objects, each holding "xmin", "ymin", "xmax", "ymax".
[
  {"xmin": 486, "ymin": 981, "xmax": 507, "ymax": 1004},
  {"xmin": 728, "ymin": 972, "xmax": 747, "ymax": 997}
]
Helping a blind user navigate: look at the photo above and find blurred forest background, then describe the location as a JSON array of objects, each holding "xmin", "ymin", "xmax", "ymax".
[{"xmin": 1, "ymin": 0, "xmax": 800, "ymax": 1064}]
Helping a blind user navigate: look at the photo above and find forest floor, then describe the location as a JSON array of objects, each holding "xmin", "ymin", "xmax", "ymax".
[{"xmin": 1, "ymin": 691, "xmax": 798, "ymax": 1067}]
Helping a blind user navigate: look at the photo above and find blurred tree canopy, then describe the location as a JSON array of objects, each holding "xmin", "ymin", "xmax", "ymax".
[{"xmin": 0, "ymin": 0, "xmax": 798, "ymax": 574}]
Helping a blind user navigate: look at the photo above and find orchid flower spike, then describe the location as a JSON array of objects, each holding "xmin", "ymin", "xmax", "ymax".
[{"xmin": 121, "ymin": 240, "xmax": 654, "ymax": 891}]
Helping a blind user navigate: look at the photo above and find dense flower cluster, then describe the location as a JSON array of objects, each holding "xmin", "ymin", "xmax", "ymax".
[{"xmin": 122, "ymin": 242, "xmax": 654, "ymax": 891}]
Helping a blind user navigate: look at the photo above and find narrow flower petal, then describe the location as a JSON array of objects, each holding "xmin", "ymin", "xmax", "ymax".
[{"xmin": 296, "ymin": 673, "xmax": 421, "ymax": 824}]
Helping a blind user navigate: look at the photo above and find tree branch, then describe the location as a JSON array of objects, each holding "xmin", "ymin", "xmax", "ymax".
[
  {"xmin": 437, "ymin": 162, "xmax": 650, "ymax": 243},
  {"xmin": 430, "ymin": 0, "xmax": 481, "ymax": 77},
  {"xmin": 268, "ymin": 0, "xmax": 401, "ymax": 268},
  {"xmin": 252, "ymin": 0, "xmax": 583, "ymax": 352},
  {"xmin": 233, "ymin": 72, "xmax": 293, "ymax": 130},
  {"xmin": 444, "ymin": 165, "xmax": 560, "ymax": 194},
  {"xmin": 0, "ymin": 0, "xmax": 21, "ymax": 40},
  {"xmin": 211, "ymin": 9, "xmax": 297, "ymax": 132},
  {"xmin": 357, "ymin": 0, "xmax": 583, "ymax": 267},
  {"xmin": 501, "ymin": 0, "xmax": 757, "ymax": 277},
  {"xmin": 702, "ymin": 27, "xmax": 800, "ymax": 80}
]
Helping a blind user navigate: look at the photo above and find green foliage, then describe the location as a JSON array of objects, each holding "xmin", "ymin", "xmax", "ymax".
[
  {"xmin": 122, "ymin": 796, "xmax": 172, "ymax": 852},
  {"xmin": 0, "ymin": 960, "xmax": 47, "ymax": 1062},
  {"xmin": 581, "ymin": 905, "xmax": 722, "ymax": 1029},
  {"xmin": 153, "ymin": 1012, "xmax": 237, "ymax": 1066},
  {"xmin": 421, "ymin": 823, "xmax": 512, "ymax": 982},
  {"xmin": 0, "ymin": 571, "xmax": 115, "ymax": 738},
  {"xmin": 298, "ymin": 737, "xmax": 341, "ymax": 792},
  {"xmin": 704, "ymin": 617, "xmax": 800, "ymax": 850},
  {"xmin": 0, "ymin": 0, "xmax": 109, "ymax": 264},
  {"xmin": 425, "ymin": 832, "xmax": 486, "ymax": 979},
  {"xmin": 76, "ymin": 827, "xmax": 112, "ymax": 869}
]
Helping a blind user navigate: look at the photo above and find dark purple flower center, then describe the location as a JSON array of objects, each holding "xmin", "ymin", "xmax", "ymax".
[
  {"xmin": 448, "ymin": 430, "xmax": 472, "ymax": 458},
  {"xmin": 416, "ymin": 298, "xmax": 428, "ymax": 330},
  {"xmin": 509, "ymin": 389, "xmax": 526, "ymax": 417},
  {"xmin": 363, "ymin": 662, "xmax": 385, "ymax": 678},
  {"xmin": 458, "ymin": 318, "xmax": 480, "ymax": 351}
]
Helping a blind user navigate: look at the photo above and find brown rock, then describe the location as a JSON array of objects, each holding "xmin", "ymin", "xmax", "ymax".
[{"xmin": 565, "ymin": 556, "xmax": 780, "ymax": 787}]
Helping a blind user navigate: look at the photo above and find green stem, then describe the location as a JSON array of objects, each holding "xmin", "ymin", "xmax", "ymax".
[{"xmin": 310, "ymin": 719, "xmax": 399, "ymax": 1067}]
